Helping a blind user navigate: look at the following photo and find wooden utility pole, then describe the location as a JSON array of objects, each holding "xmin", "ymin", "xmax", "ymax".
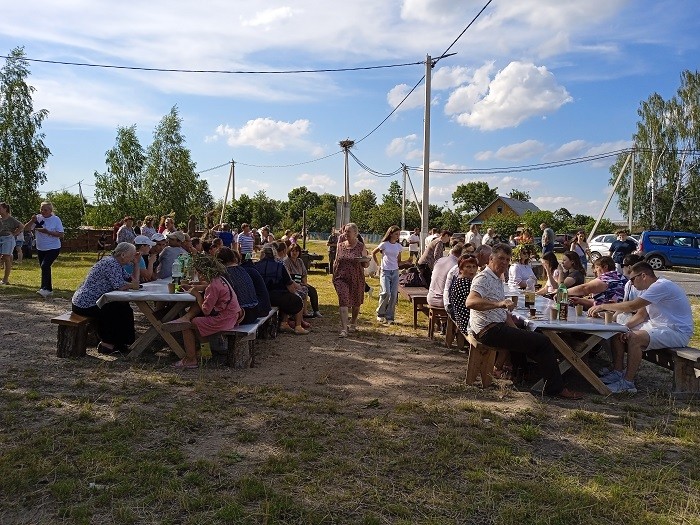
[
  {"xmin": 421, "ymin": 55, "xmax": 433, "ymax": 251},
  {"xmin": 339, "ymin": 139, "xmax": 354, "ymax": 226},
  {"xmin": 401, "ymin": 164, "xmax": 407, "ymax": 230},
  {"xmin": 220, "ymin": 160, "xmax": 234, "ymax": 225}
]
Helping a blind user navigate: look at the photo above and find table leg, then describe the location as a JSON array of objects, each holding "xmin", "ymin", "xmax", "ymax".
[
  {"xmin": 542, "ymin": 331, "xmax": 611, "ymax": 395},
  {"xmin": 127, "ymin": 301, "xmax": 187, "ymax": 359},
  {"xmin": 413, "ymin": 301, "xmax": 418, "ymax": 329}
]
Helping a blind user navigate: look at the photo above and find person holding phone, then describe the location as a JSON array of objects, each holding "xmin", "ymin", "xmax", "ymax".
[{"xmin": 24, "ymin": 201, "xmax": 64, "ymax": 297}]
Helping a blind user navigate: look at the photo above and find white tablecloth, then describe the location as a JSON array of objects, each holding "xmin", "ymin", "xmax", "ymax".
[{"xmin": 97, "ymin": 279, "xmax": 196, "ymax": 308}]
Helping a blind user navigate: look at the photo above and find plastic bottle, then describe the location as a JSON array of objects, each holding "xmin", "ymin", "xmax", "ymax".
[{"xmin": 556, "ymin": 282, "xmax": 568, "ymax": 320}]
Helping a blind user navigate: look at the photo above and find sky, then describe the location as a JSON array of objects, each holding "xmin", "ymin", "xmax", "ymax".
[{"xmin": 1, "ymin": 0, "xmax": 698, "ymax": 219}]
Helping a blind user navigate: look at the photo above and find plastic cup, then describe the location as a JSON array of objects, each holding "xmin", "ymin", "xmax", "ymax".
[
  {"xmin": 510, "ymin": 295, "xmax": 518, "ymax": 307},
  {"xmin": 550, "ymin": 306, "xmax": 558, "ymax": 321},
  {"xmin": 604, "ymin": 311, "xmax": 614, "ymax": 324},
  {"xmin": 529, "ymin": 307, "xmax": 537, "ymax": 318},
  {"xmin": 167, "ymin": 282, "xmax": 176, "ymax": 294},
  {"xmin": 575, "ymin": 304, "xmax": 584, "ymax": 317}
]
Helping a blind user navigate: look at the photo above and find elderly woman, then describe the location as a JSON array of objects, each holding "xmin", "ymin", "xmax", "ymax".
[
  {"xmin": 255, "ymin": 243, "xmax": 309, "ymax": 334},
  {"xmin": 508, "ymin": 244, "xmax": 537, "ymax": 289},
  {"xmin": 284, "ymin": 243, "xmax": 322, "ymax": 318},
  {"xmin": 568, "ymin": 256, "xmax": 627, "ymax": 310},
  {"xmin": 140, "ymin": 216, "xmax": 157, "ymax": 239},
  {"xmin": 24, "ymin": 201, "xmax": 64, "ymax": 297},
  {"xmin": 333, "ymin": 222, "xmax": 370, "ymax": 337},
  {"xmin": 171, "ymin": 254, "xmax": 243, "ymax": 368},
  {"xmin": 71, "ymin": 242, "xmax": 141, "ymax": 354}
]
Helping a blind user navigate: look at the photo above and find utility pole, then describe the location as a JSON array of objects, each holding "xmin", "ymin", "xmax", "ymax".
[
  {"xmin": 401, "ymin": 164, "xmax": 407, "ymax": 230},
  {"xmin": 628, "ymin": 148, "xmax": 635, "ymax": 232},
  {"xmin": 421, "ymin": 54, "xmax": 433, "ymax": 251},
  {"xmin": 339, "ymin": 139, "xmax": 354, "ymax": 226},
  {"xmin": 77, "ymin": 180, "xmax": 87, "ymax": 223},
  {"xmin": 220, "ymin": 160, "xmax": 234, "ymax": 225}
]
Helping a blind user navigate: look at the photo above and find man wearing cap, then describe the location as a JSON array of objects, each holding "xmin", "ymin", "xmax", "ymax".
[
  {"xmin": 158, "ymin": 231, "xmax": 188, "ymax": 279},
  {"xmin": 117, "ymin": 217, "xmax": 137, "ymax": 244},
  {"xmin": 125, "ymin": 235, "xmax": 156, "ymax": 281},
  {"xmin": 148, "ymin": 232, "xmax": 167, "ymax": 276}
]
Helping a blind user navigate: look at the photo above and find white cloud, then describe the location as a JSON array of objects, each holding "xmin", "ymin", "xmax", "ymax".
[
  {"xmin": 544, "ymin": 139, "xmax": 632, "ymax": 164},
  {"xmin": 241, "ymin": 7, "xmax": 295, "ymax": 28},
  {"xmin": 297, "ymin": 173, "xmax": 335, "ymax": 193},
  {"xmin": 447, "ymin": 61, "xmax": 572, "ymax": 130},
  {"xmin": 432, "ymin": 66, "xmax": 472, "ymax": 90},
  {"xmin": 443, "ymin": 62, "xmax": 494, "ymax": 117},
  {"xmin": 387, "ymin": 84, "xmax": 424, "ymax": 111},
  {"xmin": 210, "ymin": 118, "xmax": 322, "ymax": 153},
  {"xmin": 476, "ymin": 140, "xmax": 546, "ymax": 162},
  {"xmin": 533, "ymin": 195, "xmax": 575, "ymax": 205},
  {"xmin": 353, "ymin": 171, "xmax": 378, "ymax": 189},
  {"xmin": 386, "ymin": 134, "xmax": 418, "ymax": 156},
  {"xmin": 544, "ymin": 140, "xmax": 589, "ymax": 161}
]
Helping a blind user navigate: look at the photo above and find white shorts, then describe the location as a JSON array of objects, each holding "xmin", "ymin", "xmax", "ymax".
[
  {"xmin": 638, "ymin": 322, "xmax": 691, "ymax": 350},
  {"xmin": 0, "ymin": 235, "xmax": 15, "ymax": 255}
]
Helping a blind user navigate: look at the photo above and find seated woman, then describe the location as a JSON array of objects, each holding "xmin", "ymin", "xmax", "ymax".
[
  {"xmin": 124, "ymin": 235, "xmax": 157, "ymax": 282},
  {"xmin": 508, "ymin": 245, "xmax": 537, "ymax": 289},
  {"xmin": 284, "ymin": 243, "xmax": 322, "ymax": 318},
  {"xmin": 537, "ymin": 251, "xmax": 560, "ymax": 296},
  {"xmin": 554, "ymin": 250, "xmax": 585, "ymax": 288},
  {"xmin": 254, "ymin": 244, "xmax": 309, "ymax": 334},
  {"xmin": 568, "ymin": 256, "xmax": 627, "ymax": 309},
  {"xmin": 216, "ymin": 247, "xmax": 260, "ymax": 325},
  {"xmin": 171, "ymin": 254, "xmax": 243, "ymax": 369},
  {"xmin": 71, "ymin": 242, "xmax": 142, "ymax": 354},
  {"xmin": 448, "ymin": 254, "xmax": 479, "ymax": 335}
]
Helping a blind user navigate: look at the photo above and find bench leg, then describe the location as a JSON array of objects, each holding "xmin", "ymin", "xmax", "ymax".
[
  {"xmin": 466, "ymin": 346, "xmax": 497, "ymax": 387},
  {"xmin": 56, "ymin": 325, "xmax": 88, "ymax": 358}
]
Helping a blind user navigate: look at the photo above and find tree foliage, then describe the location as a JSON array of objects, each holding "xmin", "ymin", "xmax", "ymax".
[
  {"xmin": 286, "ymin": 186, "xmax": 321, "ymax": 232},
  {"xmin": 143, "ymin": 106, "xmax": 213, "ymax": 223},
  {"xmin": 46, "ymin": 190, "xmax": 84, "ymax": 232},
  {"xmin": 483, "ymin": 214, "xmax": 522, "ymax": 240},
  {"xmin": 452, "ymin": 181, "xmax": 498, "ymax": 216},
  {"xmin": 0, "ymin": 47, "xmax": 50, "ymax": 220},
  {"xmin": 507, "ymin": 189, "xmax": 530, "ymax": 201},
  {"xmin": 610, "ymin": 70, "xmax": 700, "ymax": 230}
]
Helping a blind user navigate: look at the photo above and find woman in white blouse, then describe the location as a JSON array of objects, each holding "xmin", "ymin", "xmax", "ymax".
[{"xmin": 507, "ymin": 245, "xmax": 536, "ymax": 289}]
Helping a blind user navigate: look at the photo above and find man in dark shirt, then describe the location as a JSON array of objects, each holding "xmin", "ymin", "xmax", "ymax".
[
  {"xmin": 609, "ymin": 229, "xmax": 637, "ymax": 275},
  {"xmin": 327, "ymin": 228, "xmax": 338, "ymax": 274}
]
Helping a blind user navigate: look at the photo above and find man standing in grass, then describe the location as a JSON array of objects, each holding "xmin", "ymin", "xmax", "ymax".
[{"xmin": 588, "ymin": 261, "xmax": 693, "ymax": 394}]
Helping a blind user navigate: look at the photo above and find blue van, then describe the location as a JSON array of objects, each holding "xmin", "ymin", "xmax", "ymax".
[{"xmin": 637, "ymin": 231, "xmax": 700, "ymax": 270}]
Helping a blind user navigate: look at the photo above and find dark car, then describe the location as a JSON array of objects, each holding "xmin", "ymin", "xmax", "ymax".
[
  {"xmin": 555, "ymin": 233, "xmax": 575, "ymax": 253},
  {"xmin": 637, "ymin": 230, "xmax": 700, "ymax": 270}
]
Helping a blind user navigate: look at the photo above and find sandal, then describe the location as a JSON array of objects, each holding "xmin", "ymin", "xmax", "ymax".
[{"xmin": 339, "ymin": 330, "xmax": 348, "ymax": 338}]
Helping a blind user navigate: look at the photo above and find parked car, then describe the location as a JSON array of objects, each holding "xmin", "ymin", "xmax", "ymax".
[
  {"xmin": 637, "ymin": 230, "xmax": 700, "ymax": 270},
  {"xmin": 587, "ymin": 233, "xmax": 639, "ymax": 262},
  {"xmin": 555, "ymin": 233, "xmax": 575, "ymax": 253},
  {"xmin": 399, "ymin": 230, "xmax": 412, "ymax": 247},
  {"xmin": 451, "ymin": 232, "xmax": 467, "ymax": 245}
]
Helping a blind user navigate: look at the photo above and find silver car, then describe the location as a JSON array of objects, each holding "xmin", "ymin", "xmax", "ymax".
[{"xmin": 588, "ymin": 233, "xmax": 638, "ymax": 262}]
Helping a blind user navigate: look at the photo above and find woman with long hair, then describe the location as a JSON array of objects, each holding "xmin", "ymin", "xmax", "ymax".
[
  {"xmin": 570, "ymin": 230, "xmax": 591, "ymax": 273},
  {"xmin": 371, "ymin": 225, "xmax": 403, "ymax": 324},
  {"xmin": 171, "ymin": 254, "xmax": 243, "ymax": 368},
  {"xmin": 555, "ymin": 250, "xmax": 586, "ymax": 287},
  {"xmin": 537, "ymin": 251, "xmax": 560, "ymax": 296}
]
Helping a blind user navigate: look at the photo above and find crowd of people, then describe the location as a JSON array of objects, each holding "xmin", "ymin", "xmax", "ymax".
[{"xmin": 5, "ymin": 201, "xmax": 694, "ymax": 396}]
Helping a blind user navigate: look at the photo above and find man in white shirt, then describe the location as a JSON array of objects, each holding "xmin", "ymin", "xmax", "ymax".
[
  {"xmin": 424, "ymin": 228, "xmax": 438, "ymax": 245},
  {"xmin": 427, "ymin": 243, "xmax": 462, "ymax": 308},
  {"xmin": 589, "ymin": 261, "xmax": 694, "ymax": 394},
  {"xmin": 466, "ymin": 243, "xmax": 583, "ymax": 400},
  {"xmin": 408, "ymin": 228, "xmax": 421, "ymax": 264},
  {"xmin": 481, "ymin": 228, "xmax": 495, "ymax": 247},
  {"xmin": 465, "ymin": 224, "xmax": 482, "ymax": 248}
]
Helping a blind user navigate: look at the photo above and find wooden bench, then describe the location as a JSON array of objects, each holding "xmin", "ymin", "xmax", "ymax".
[
  {"xmin": 643, "ymin": 347, "xmax": 700, "ymax": 398},
  {"xmin": 465, "ymin": 333, "xmax": 499, "ymax": 388},
  {"xmin": 220, "ymin": 307, "xmax": 280, "ymax": 368},
  {"xmin": 311, "ymin": 261, "xmax": 330, "ymax": 273},
  {"xmin": 51, "ymin": 313, "xmax": 94, "ymax": 358},
  {"xmin": 398, "ymin": 286, "xmax": 429, "ymax": 329}
]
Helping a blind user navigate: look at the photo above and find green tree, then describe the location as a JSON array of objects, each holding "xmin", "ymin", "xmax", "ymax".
[
  {"xmin": 483, "ymin": 214, "xmax": 522, "ymax": 241},
  {"xmin": 250, "ymin": 190, "xmax": 282, "ymax": 229},
  {"xmin": 507, "ymin": 189, "xmax": 530, "ymax": 201},
  {"xmin": 225, "ymin": 194, "xmax": 254, "ymax": 227},
  {"xmin": 286, "ymin": 186, "xmax": 321, "ymax": 232},
  {"xmin": 143, "ymin": 106, "xmax": 213, "ymax": 222},
  {"xmin": 45, "ymin": 190, "xmax": 84, "ymax": 232},
  {"xmin": 520, "ymin": 210, "xmax": 557, "ymax": 235},
  {"xmin": 382, "ymin": 180, "xmax": 403, "ymax": 207},
  {"xmin": 308, "ymin": 193, "xmax": 338, "ymax": 233},
  {"xmin": 610, "ymin": 70, "xmax": 700, "ymax": 230},
  {"xmin": 350, "ymin": 189, "xmax": 377, "ymax": 232},
  {"xmin": 93, "ymin": 125, "xmax": 146, "ymax": 222},
  {"xmin": 452, "ymin": 181, "xmax": 498, "ymax": 216},
  {"xmin": 0, "ymin": 47, "xmax": 50, "ymax": 220}
]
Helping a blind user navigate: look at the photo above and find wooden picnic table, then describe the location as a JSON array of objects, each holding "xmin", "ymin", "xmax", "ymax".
[
  {"xmin": 97, "ymin": 279, "xmax": 196, "ymax": 359},
  {"xmin": 398, "ymin": 285, "xmax": 429, "ymax": 329}
]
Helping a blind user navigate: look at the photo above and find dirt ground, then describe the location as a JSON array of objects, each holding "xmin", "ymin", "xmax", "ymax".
[{"xmin": 0, "ymin": 293, "xmax": 682, "ymax": 414}]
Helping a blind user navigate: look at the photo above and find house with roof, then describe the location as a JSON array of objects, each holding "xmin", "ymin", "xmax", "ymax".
[{"xmin": 467, "ymin": 195, "xmax": 540, "ymax": 225}]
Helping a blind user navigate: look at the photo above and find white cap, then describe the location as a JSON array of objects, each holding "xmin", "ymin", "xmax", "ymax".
[
  {"xmin": 151, "ymin": 233, "xmax": 166, "ymax": 242},
  {"xmin": 134, "ymin": 235, "xmax": 155, "ymax": 246}
]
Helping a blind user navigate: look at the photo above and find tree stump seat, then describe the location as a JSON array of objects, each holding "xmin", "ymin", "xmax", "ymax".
[{"xmin": 51, "ymin": 312, "xmax": 94, "ymax": 358}]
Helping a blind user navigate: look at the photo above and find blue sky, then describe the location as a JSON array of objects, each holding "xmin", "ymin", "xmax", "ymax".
[{"xmin": 1, "ymin": 0, "xmax": 698, "ymax": 218}]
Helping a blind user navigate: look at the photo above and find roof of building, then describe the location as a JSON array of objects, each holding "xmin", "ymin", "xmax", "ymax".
[{"xmin": 468, "ymin": 195, "xmax": 540, "ymax": 224}]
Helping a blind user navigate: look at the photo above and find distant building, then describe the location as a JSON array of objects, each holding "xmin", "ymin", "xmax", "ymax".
[{"xmin": 468, "ymin": 195, "xmax": 540, "ymax": 225}]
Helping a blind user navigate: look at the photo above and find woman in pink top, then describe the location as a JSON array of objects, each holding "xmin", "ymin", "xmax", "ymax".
[{"xmin": 171, "ymin": 254, "xmax": 243, "ymax": 368}]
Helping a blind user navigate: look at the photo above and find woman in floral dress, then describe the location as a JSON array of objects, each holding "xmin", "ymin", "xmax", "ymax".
[{"xmin": 333, "ymin": 223, "xmax": 369, "ymax": 337}]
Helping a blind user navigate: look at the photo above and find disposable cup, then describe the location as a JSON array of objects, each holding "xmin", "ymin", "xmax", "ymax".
[
  {"xmin": 575, "ymin": 304, "xmax": 584, "ymax": 317},
  {"xmin": 550, "ymin": 306, "xmax": 558, "ymax": 321},
  {"xmin": 529, "ymin": 307, "xmax": 537, "ymax": 317},
  {"xmin": 510, "ymin": 295, "xmax": 518, "ymax": 307},
  {"xmin": 604, "ymin": 311, "xmax": 614, "ymax": 324},
  {"xmin": 167, "ymin": 282, "xmax": 176, "ymax": 294}
]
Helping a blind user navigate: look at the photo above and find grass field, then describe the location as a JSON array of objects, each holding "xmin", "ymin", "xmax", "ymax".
[{"xmin": 0, "ymin": 245, "xmax": 699, "ymax": 524}]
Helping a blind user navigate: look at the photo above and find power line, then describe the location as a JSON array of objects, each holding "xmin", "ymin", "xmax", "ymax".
[
  {"xmin": 348, "ymin": 150, "xmax": 402, "ymax": 177},
  {"xmin": 434, "ymin": 0, "xmax": 494, "ymax": 67},
  {"xmin": 234, "ymin": 150, "xmax": 343, "ymax": 169},
  {"xmin": 2, "ymin": 55, "xmax": 426, "ymax": 75}
]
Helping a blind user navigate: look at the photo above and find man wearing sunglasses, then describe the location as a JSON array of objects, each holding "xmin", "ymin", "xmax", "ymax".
[{"xmin": 588, "ymin": 261, "xmax": 693, "ymax": 393}]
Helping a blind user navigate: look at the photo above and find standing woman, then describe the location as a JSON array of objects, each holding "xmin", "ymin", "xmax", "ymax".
[
  {"xmin": 570, "ymin": 230, "xmax": 591, "ymax": 274},
  {"xmin": 0, "ymin": 202, "xmax": 23, "ymax": 285},
  {"xmin": 24, "ymin": 201, "xmax": 64, "ymax": 297},
  {"xmin": 371, "ymin": 225, "xmax": 403, "ymax": 324},
  {"xmin": 140, "ymin": 216, "xmax": 157, "ymax": 239},
  {"xmin": 333, "ymin": 223, "xmax": 369, "ymax": 337}
]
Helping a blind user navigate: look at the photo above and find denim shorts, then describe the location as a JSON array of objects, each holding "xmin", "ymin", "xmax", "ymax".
[{"xmin": 0, "ymin": 235, "xmax": 16, "ymax": 255}]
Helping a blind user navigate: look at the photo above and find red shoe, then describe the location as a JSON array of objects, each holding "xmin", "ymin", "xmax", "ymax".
[
  {"xmin": 301, "ymin": 320, "xmax": 311, "ymax": 329},
  {"xmin": 553, "ymin": 387, "xmax": 583, "ymax": 400}
]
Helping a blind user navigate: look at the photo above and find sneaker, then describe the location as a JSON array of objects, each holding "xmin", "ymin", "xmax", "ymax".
[
  {"xmin": 607, "ymin": 378, "xmax": 637, "ymax": 394},
  {"xmin": 376, "ymin": 316, "xmax": 386, "ymax": 324},
  {"xmin": 314, "ymin": 311, "xmax": 323, "ymax": 318},
  {"xmin": 600, "ymin": 369, "xmax": 625, "ymax": 384},
  {"xmin": 386, "ymin": 320, "xmax": 395, "ymax": 325},
  {"xmin": 37, "ymin": 289, "xmax": 52, "ymax": 298},
  {"xmin": 0, "ymin": 280, "xmax": 7, "ymax": 285}
]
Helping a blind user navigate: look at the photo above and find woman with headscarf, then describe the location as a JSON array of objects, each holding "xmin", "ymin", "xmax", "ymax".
[{"xmin": 170, "ymin": 253, "xmax": 243, "ymax": 369}]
